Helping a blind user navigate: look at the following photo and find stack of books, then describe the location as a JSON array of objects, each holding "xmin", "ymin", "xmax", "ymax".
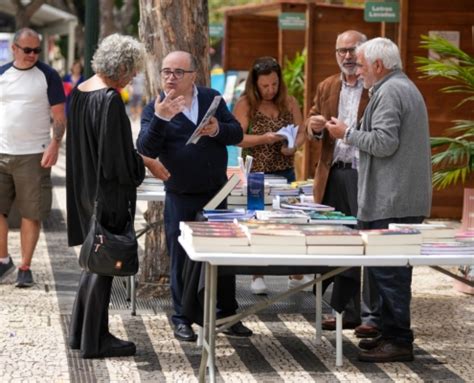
[
  {"xmin": 243, "ymin": 222, "xmax": 307, "ymax": 254},
  {"xmin": 360, "ymin": 228, "xmax": 422, "ymax": 255},
  {"xmin": 302, "ymin": 225, "xmax": 364, "ymax": 255},
  {"xmin": 255, "ymin": 209, "xmax": 309, "ymax": 224},
  {"xmin": 388, "ymin": 223, "xmax": 457, "ymax": 242},
  {"xmin": 202, "ymin": 209, "xmax": 255, "ymax": 222},
  {"xmin": 308, "ymin": 211, "xmax": 357, "ymax": 225},
  {"xmin": 180, "ymin": 221, "xmax": 250, "ymax": 252}
]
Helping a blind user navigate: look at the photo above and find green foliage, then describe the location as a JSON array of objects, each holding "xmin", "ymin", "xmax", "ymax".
[
  {"xmin": 416, "ymin": 35, "xmax": 474, "ymax": 189},
  {"xmin": 208, "ymin": 0, "xmax": 266, "ymax": 23},
  {"xmin": 282, "ymin": 49, "xmax": 306, "ymax": 108}
]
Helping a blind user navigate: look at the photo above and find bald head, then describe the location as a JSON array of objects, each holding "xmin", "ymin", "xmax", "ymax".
[
  {"xmin": 161, "ymin": 50, "xmax": 197, "ymax": 97},
  {"xmin": 335, "ymin": 30, "xmax": 367, "ymax": 78}
]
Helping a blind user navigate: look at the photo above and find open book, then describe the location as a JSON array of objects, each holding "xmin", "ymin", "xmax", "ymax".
[
  {"xmin": 275, "ymin": 124, "xmax": 298, "ymax": 148},
  {"xmin": 203, "ymin": 173, "xmax": 241, "ymax": 210},
  {"xmin": 185, "ymin": 95, "xmax": 222, "ymax": 145}
]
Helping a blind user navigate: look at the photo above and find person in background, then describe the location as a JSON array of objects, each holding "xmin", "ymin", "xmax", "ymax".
[
  {"xmin": 0, "ymin": 28, "xmax": 66, "ymax": 287},
  {"xmin": 63, "ymin": 60, "xmax": 85, "ymax": 114},
  {"xmin": 63, "ymin": 60, "xmax": 84, "ymax": 92},
  {"xmin": 129, "ymin": 71, "xmax": 145, "ymax": 121},
  {"xmin": 306, "ymin": 30, "xmax": 380, "ymax": 339},
  {"xmin": 66, "ymin": 34, "xmax": 169, "ymax": 359},
  {"xmin": 233, "ymin": 56, "xmax": 308, "ymax": 295},
  {"xmin": 137, "ymin": 50, "xmax": 252, "ymax": 342},
  {"xmin": 326, "ymin": 37, "xmax": 432, "ymax": 362}
]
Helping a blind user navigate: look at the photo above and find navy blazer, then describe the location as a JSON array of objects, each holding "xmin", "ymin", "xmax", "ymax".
[{"xmin": 136, "ymin": 87, "xmax": 243, "ymax": 194}]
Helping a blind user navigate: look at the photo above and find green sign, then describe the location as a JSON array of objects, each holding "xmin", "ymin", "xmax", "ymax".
[
  {"xmin": 364, "ymin": 2, "xmax": 400, "ymax": 23},
  {"xmin": 279, "ymin": 13, "xmax": 306, "ymax": 30},
  {"xmin": 209, "ymin": 23, "xmax": 224, "ymax": 38}
]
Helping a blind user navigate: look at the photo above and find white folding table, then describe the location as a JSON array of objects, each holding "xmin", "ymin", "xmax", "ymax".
[{"xmin": 178, "ymin": 236, "xmax": 473, "ymax": 383}]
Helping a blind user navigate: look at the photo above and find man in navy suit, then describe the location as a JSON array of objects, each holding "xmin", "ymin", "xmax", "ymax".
[{"xmin": 137, "ymin": 51, "xmax": 252, "ymax": 342}]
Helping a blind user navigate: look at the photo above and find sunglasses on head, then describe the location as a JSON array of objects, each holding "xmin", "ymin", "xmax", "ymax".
[
  {"xmin": 15, "ymin": 43, "xmax": 42, "ymax": 55},
  {"xmin": 253, "ymin": 59, "xmax": 279, "ymax": 73}
]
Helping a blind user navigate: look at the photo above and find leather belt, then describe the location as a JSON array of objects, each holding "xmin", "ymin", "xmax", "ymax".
[{"xmin": 332, "ymin": 161, "xmax": 352, "ymax": 169}]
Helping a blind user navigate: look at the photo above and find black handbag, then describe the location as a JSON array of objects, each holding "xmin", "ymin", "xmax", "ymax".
[{"xmin": 78, "ymin": 104, "xmax": 139, "ymax": 277}]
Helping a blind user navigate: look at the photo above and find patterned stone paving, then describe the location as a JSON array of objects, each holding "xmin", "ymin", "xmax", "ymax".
[{"xmin": 1, "ymin": 150, "xmax": 473, "ymax": 382}]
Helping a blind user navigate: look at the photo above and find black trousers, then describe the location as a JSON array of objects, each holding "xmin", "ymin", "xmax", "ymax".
[
  {"xmin": 322, "ymin": 166, "xmax": 380, "ymax": 325},
  {"xmin": 69, "ymin": 271, "xmax": 113, "ymax": 358},
  {"xmin": 164, "ymin": 191, "xmax": 238, "ymax": 326},
  {"xmin": 358, "ymin": 216, "xmax": 424, "ymax": 345}
]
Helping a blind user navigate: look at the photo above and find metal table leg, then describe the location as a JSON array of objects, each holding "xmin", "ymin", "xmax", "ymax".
[
  {"xmin": 315, "ymin": 273, "xmax": 322, "ymax": 345},
  {"xmin": 335, "ymin": 310, "xmax": 343, "ymax": 366},
  {"xmin": 199, "ymin": 263, "xmax": 218, "ymax": 383}
]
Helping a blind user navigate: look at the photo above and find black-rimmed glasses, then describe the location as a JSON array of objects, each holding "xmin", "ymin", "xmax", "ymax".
[
  {"xmin": 336, "ymin": 47, "xmax": 357, "ymax": 57},
  {"xmin": 14, "ymin": 43, "xmax": 42, "ymax": 55},
  {"xmin": 160, "ymin": 68, "xmax": 194, "ymax": 79}
]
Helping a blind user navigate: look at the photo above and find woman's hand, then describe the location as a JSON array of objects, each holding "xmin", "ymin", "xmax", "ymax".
[
  {"xmin": 263, "ymin": 132, "xmax": 284, "ymax": 145},
  {"xmin": 141, "ymin": 155, "xmax": 171, "ymax": 181},
  {"xmin": 281, "ymin": 145, "xmax": 297, "ymax": 156}
]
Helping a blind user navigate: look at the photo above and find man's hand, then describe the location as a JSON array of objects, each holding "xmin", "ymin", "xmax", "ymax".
[
  {"xmin": 326, "ymin": 117, "xmax": 347, "ymax": 140},
  {"xmin": 307, "ymin": 115, "xmax": 327, "ymax": 135},
  {"xmin": 142, "ymin": 155, "xmax": 170, "ymax": 181},
  {"xmin": 154, "ymin": 89, "xmax": 186, "ymax": 120},
  {"xmin": 198, "ymin": 116, "xmax": 219, "ymax": 137},
  {"xmin": 41, "ymin": 140, "xmax": 60, "ymax": 168}
]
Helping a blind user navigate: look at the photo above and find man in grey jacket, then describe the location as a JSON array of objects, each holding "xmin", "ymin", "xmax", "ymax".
[{"xmin": 326, "ymin": 37, "xmax": 432, "ymax": 362}]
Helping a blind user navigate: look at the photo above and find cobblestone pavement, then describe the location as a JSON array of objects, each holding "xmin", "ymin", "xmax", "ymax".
[{"xmin": 1, "ymin": 150, "xmax": 473, "ymax": 383}]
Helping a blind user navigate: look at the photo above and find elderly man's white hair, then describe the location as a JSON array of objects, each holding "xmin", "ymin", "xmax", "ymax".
[{"xmin": 356, "ymin": 37, "xmax": 402, "ymax": 71}]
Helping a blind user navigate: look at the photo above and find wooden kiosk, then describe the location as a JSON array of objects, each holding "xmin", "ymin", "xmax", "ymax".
[{"xmin": 223, "ymin": 0, "xmax": 474, "ymax": 218}]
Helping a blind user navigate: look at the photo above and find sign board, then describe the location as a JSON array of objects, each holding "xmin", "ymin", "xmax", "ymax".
[
  {"xmin": 279, "ymin": 13, "xmax": 306, "ymax": 30},
  {"xmin": 209, "ymin": 24, "xmax": 224, "ymax": 38},
  {"xmin": 364, "ymin": 2, "xmax": 399, "ymax": 23}
]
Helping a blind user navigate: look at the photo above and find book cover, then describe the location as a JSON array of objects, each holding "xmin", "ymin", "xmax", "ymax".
[
  {"xmin": 300, "ymin": 225, "xmax": 361, "ymax": 245},
  {"xmin": 306, "ymin": 245, "xmax": 364, "ymax": 255},
  {"xmin": 364, "ymin": 244, "xmax": 421, "ymax": 255},
  {"xmin": 247, "ymin": 172, "xmax": 265, "ymax": 210},
  {"xmin": 203, "ymin": 173, "xmax": 241, "ymax": 210},
  {"xmin": 249, "ymin": 228, "xmax": 306, "ymax": 246},
  {"xmin": 275, "ymin": 124, "xmax": 298, "ymax": 148},
  {"xmin": 388, "ymin": 223, "xmax": 457, "ymax": 239},
  {"xmin": 360, "ymin": 228, "xmax": 422, "ymax": 245},
  {"xmin": 255, "ymin": 209, "xmax": 309, "ymax": 224},
  {"xmin": 280, "ymin": 201, "xmax": 335, "ymax": 212},
  {"xmin": 185, "ymin": 95, "xmax": 222, "ymax": 145},
  {"xmin": 421, "ymin": 241, "xmax": 474, "ymax": 255}
]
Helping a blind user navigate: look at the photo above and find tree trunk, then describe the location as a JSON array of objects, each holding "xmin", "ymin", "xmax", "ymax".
[
  {"xmin": 137, "ymin": 0, "xmax": 209, "ymax": 297},
  {"xmin": 12, "ymin": 0, "xmax": 46, "ymax": 28}
]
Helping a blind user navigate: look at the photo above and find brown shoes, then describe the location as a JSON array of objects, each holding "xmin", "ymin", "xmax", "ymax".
[
  {"xmin": 358, "ymin": 340, "xmax": 414, "ymax": 362},
  {"xmin": 354, "ymin": 324, "xmax": 380, "ymax": 338},
  {"xmin": 321, "ymin": 317, "xmax": 360, "ymax": 331}
]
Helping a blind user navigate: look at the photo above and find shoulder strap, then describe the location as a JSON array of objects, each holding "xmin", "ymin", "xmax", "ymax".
[{"xmin": 93, "ymin": 89, "xmax": 115, "ymax": 212}]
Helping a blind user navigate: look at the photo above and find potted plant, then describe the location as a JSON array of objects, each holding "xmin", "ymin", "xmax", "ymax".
[{"xmin": 416, "ymin": 34, "xmax": 474, "ymax": 293}]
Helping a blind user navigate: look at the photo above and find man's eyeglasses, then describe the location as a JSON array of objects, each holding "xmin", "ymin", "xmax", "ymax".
[
  {"xmin": 15, "ymin": 43, "xmax": 42, "ymax": 55},
  {"xmin": 336, "ymin": 47, "xmax": 357, "ymax": 57},
  {"xmin": 160, "ymin": 68, "xmax": 194, "ymax": 79}
]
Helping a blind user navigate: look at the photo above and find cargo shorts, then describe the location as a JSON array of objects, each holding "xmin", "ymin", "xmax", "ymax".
[{"xmin": 0, "ymin": 153, "xmax": 52, "ymax": 221}]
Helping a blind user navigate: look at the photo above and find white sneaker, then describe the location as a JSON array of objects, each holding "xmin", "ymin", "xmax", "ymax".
[
  {"xmin": 250, "ymin": 277, "xmax": 267, "ymax": 295},
  {"xmin": 288, "ymin": 275, "xmax": 314, "ymax": 292}
]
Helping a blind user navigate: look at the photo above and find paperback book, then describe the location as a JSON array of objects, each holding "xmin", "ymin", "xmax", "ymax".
[
  {"xmin": 359, "ymin": 228, "xmax": 422, "ymax": 245},
  {"xmin": 364, "ymin": 244, "xmax": 421, "ymax": 255},
  {"xmin": 306, "ymin": 245, "xmax": 364, "ymax": 255}
]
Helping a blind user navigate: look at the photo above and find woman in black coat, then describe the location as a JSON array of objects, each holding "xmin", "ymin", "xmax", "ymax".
[{"xmin": 66, "ymin": 34, "xmax": 169, "ymax": 359}]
